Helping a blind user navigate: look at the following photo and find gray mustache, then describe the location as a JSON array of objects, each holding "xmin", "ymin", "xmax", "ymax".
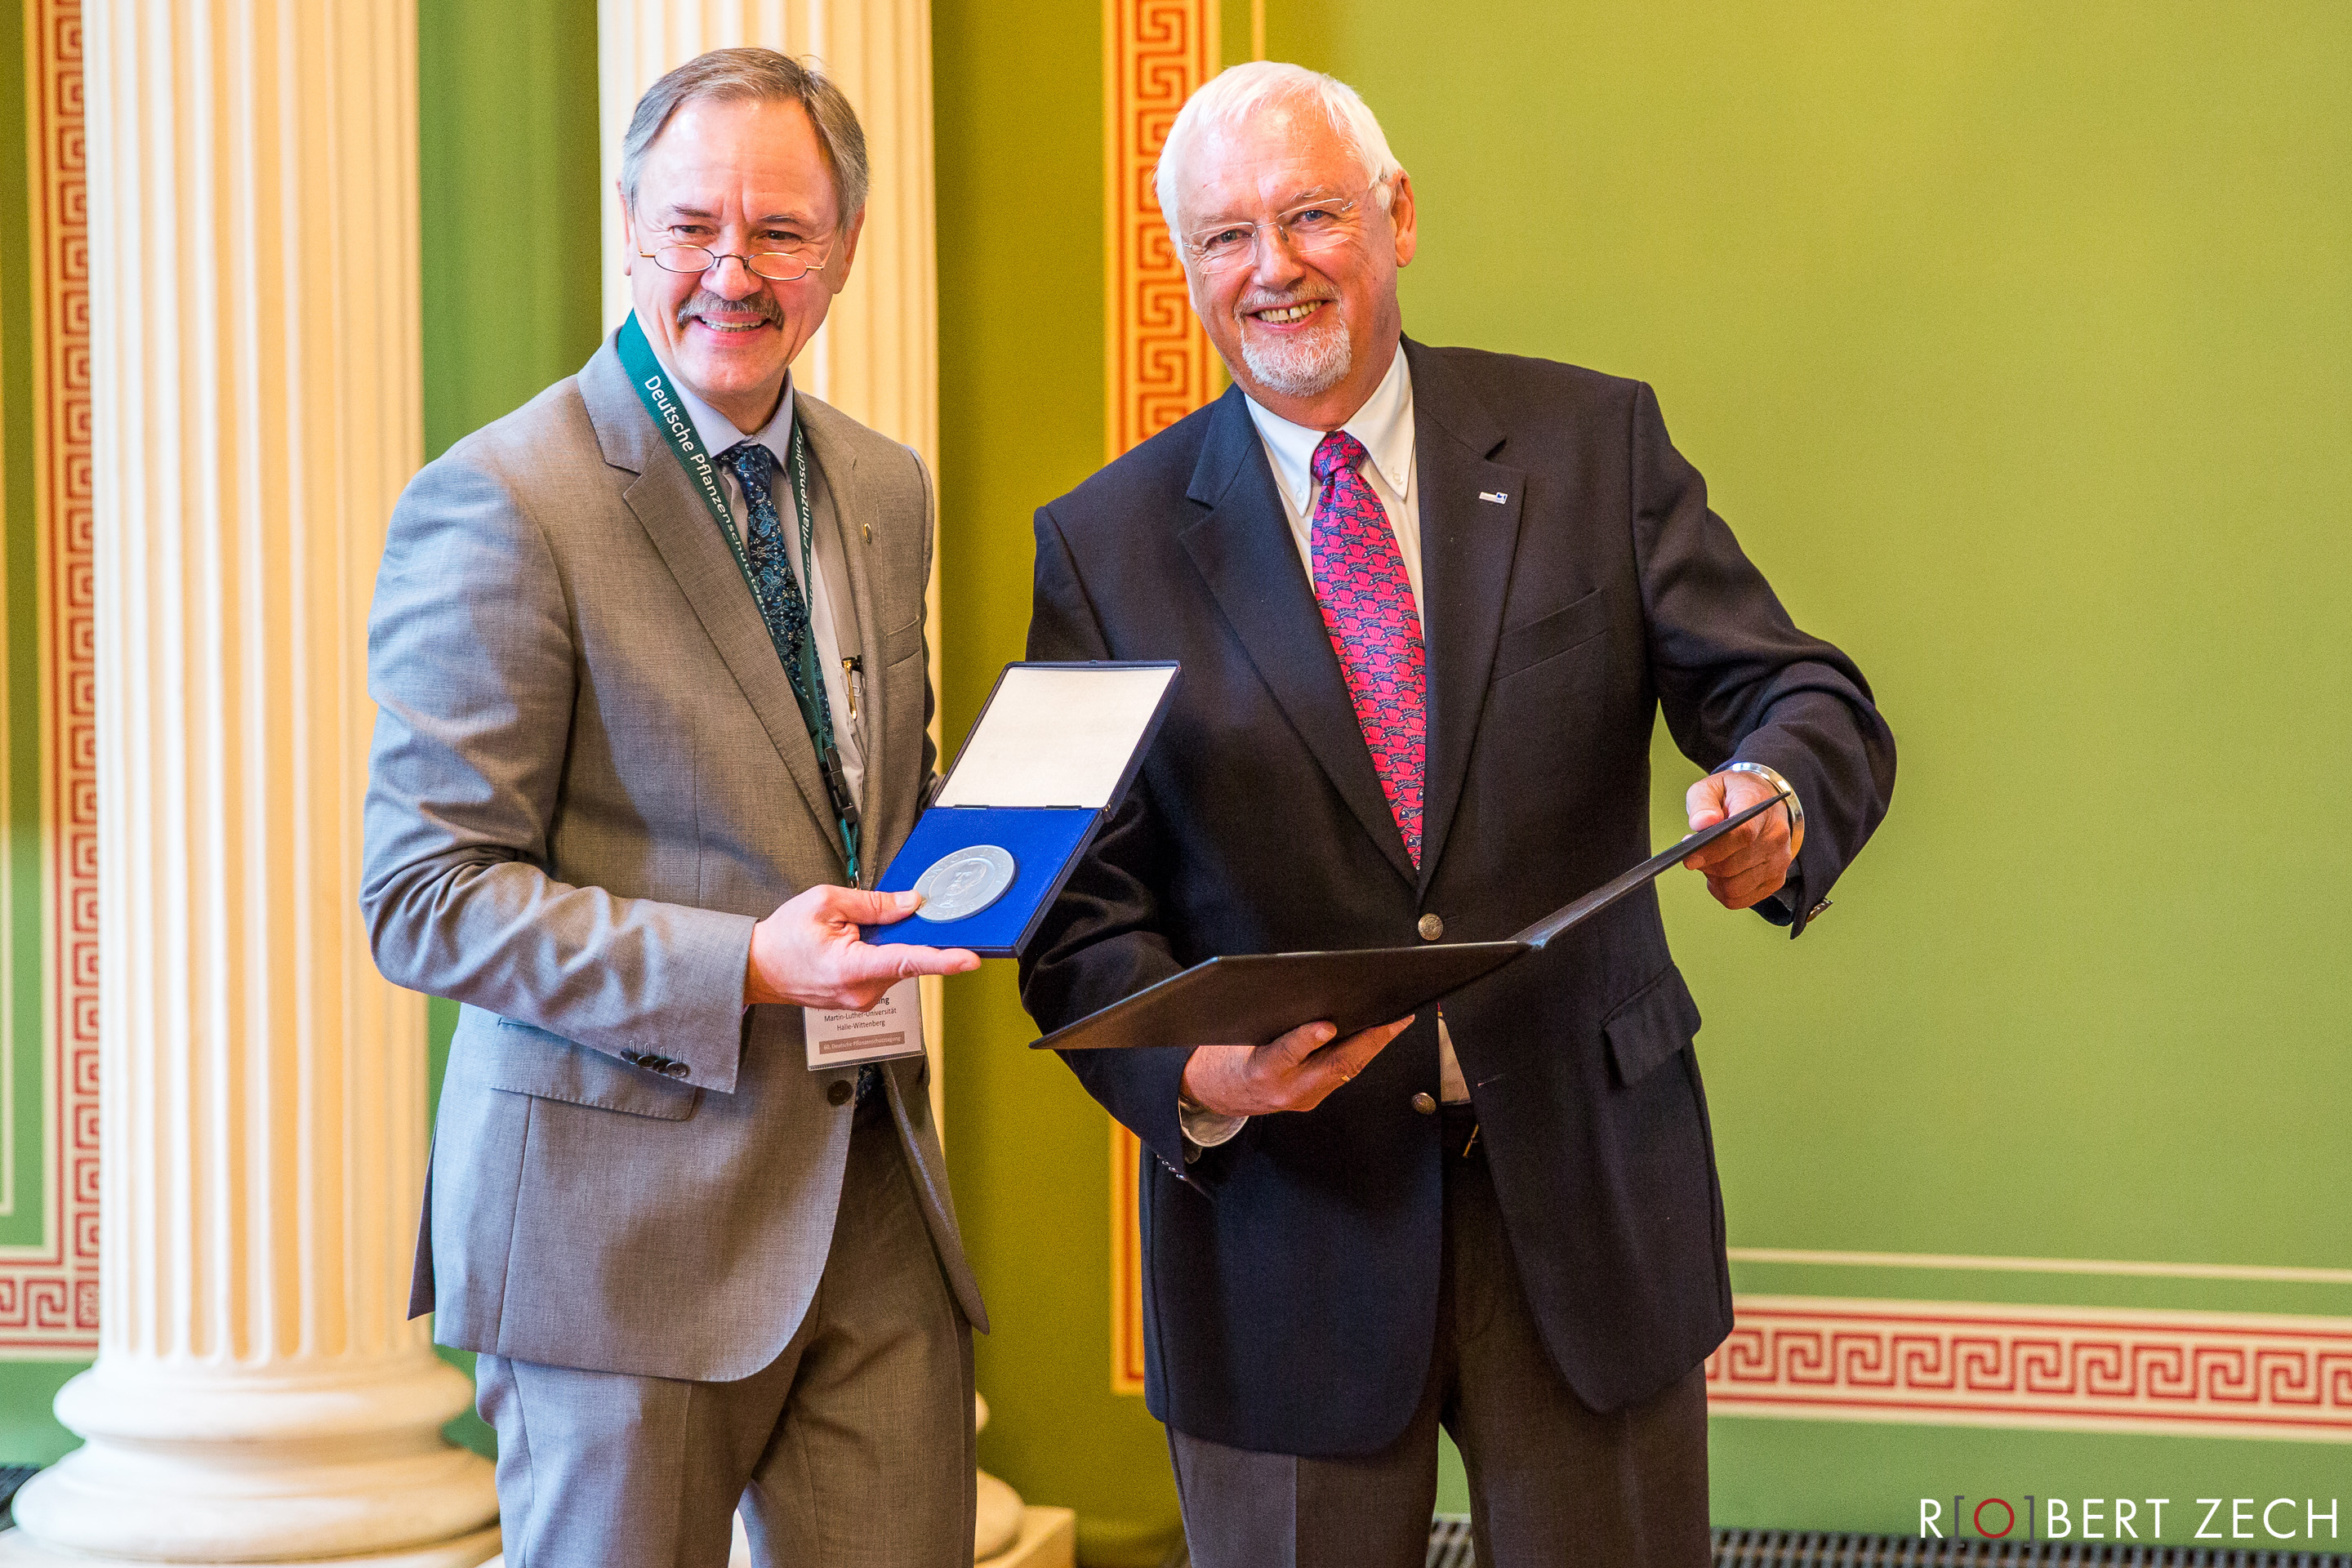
[{"xmin": 676, "ymin": 290, "xmax": 786, "ymax": 328}]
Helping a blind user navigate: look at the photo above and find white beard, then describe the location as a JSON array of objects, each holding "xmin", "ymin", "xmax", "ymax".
[{"xmin": 1240, "ymin": 315, "xmax": 1352, "ymax": 399}]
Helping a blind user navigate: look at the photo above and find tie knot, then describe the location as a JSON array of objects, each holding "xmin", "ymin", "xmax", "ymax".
[
  {"xmin": 719, "ymin": 440, "xmax": 774, "ymax": 486},
  {"xmin": 1311, "ymin": 429, "xmax": 1369, "ymax": 484}
]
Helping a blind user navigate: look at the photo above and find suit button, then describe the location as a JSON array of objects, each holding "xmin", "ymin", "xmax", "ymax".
[
  {"xmin": 827, "ymin": 1079, "xmax": 853, "ymax": 1107},
  {"xmin": 660, "ymin": 1060, "xmax": 690, "ymax": 1079},
  {"xmin": 1412, "ymin": 1092, "xmax": 1437, "ymax": 1116},
  {"xmin": 1418, "ymin": 913, "xmax": 1445, "ymax": 941}
]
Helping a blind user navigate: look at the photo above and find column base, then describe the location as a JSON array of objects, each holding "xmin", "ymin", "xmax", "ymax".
[
  {"xmin": 976, "ymin": 1469, "xmax": 1026, "ymax": 1559},
  {"xmin": 4, "ymin": 1358, "xmax": 498, "ymax": 1563},
  {"xmin": 980, "ymin": 1508, "xmax": 1076, "ymax": 1568},
  {"xmin": 0, "ymin": 1523, "xmax": 501, "ymax": 1568}
]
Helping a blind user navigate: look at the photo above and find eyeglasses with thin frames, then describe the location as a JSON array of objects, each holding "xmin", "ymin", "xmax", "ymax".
[
  {"xmin": 1182, "ymin": 193, "xmax": 1368, "ymax": 274},
  {"xmin": 639, "ymin": 243, "xmax": 830, "ymax": 283}
]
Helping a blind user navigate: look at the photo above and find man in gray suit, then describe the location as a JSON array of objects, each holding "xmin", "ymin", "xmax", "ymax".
[{"xmin": 363, "ymin": 49, "xmax": 983, "ymax": 1567}]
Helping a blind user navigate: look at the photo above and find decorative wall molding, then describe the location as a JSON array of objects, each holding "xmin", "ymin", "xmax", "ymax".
[
  {"xmin": 0, "ymin": 0, "xmax": 100, "ymax": 1357},
  {"xmin": 1708, "ymin": 1295, "xmax": 2352, "ymax": 1442},
  {"xmin": 1102, "ymin": 0, "xmax": 1218, "ymax": 1396},
  {"xmin": 1730, "ymin": 1247, "xmax": 2352, "ymax": 1286},
  {"xmin": 1100, "ymin": 0, "xmax": 1218, "ymax": 463},
  {"xmin": 1109, "ymin": 1120, "xmax": 1147, "ymax": 1394}
]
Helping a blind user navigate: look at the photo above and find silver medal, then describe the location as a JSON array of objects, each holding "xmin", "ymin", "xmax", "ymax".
[{"xmin": 911, "ymin": 845, "xmax": 1018, "ymax": 924}]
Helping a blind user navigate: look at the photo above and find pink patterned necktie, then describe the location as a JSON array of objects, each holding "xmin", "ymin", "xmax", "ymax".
[{"xmin": 1309, "ymin": 429, "xmax": 1427, "ymax": 866}]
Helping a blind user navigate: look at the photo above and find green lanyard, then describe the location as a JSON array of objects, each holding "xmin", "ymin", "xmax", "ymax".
[{"xmin": 615, "ymin": 314, "xmax": 860, "ymax": 881}]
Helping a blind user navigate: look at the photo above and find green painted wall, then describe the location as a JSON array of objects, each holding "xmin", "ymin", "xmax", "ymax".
[
  {"xmin": 420, "ymin": 0, "xmax": 604, "ymax": 461},
  {"xmin": 1258, "ymin": 0, "xmax": 2352, "ymax": 1538}
]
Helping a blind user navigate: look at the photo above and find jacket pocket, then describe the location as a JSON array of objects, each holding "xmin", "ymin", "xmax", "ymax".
[
  {"xmin": 486, "ymin": 1017, "xmax": 702, "ymax": 1120},
  {"xmin": 1493, "ymin": 587, "xmax": 1607, "ymax": 681},
  {"xmin": 880, "ymin": 615, "xmax": 925, "ymax": 669},
  {"xmin": 1601, "ymin": 963, "xmax": 1703, "ymax": 1087}
]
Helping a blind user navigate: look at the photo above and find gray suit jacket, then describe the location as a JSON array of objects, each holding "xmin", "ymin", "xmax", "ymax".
[{"xmin": 363, "ymin": 337, "xmax": 986, "ymax": 1383}]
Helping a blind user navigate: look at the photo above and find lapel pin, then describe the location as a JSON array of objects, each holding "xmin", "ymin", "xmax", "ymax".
[{"xmin": 1478, "ymin": 491, "xmax": 1508, "ymax": 504}]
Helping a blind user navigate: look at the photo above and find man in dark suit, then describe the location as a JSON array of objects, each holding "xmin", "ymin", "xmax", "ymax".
[{"xmin": 1020, "ymin": 61, "xmax": 1895, "ymax": 1568}]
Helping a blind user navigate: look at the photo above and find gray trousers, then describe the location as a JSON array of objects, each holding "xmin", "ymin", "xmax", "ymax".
[
  {"xmin": 478, "ymin": 1098, "xmax": 977, "ymax": 1568},
  {"xmin": 1169, "ymin": 1106, "xmax": 1711, "ymax": 1568}
]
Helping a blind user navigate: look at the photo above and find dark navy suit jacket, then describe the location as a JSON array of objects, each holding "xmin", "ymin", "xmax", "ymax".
[{"xmin": 1018, "ymin": 339, "xmax": 1896, "ymax": 1457}]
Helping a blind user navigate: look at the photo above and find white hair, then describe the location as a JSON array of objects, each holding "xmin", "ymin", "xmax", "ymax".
[{"xmin": 1153, "ymin": 61, "xmax": 1404, "ymax": 245}]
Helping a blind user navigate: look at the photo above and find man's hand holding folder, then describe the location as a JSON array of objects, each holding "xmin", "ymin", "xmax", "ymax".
[
  {"xmin": 1155, "ymin": 782, "xmax": 1796, "ymax": 1113},
  {"xmin": 1036, "ymin": 791, "xmax": 1794, "ymax": 1058},
  {"xmin": 1178, "ymin": 1014, "xmax": 1419, "ymax": 1117},
  {"xmin": 1682, "ymin": 765, "xmax": 1806, "ymax": 910}
]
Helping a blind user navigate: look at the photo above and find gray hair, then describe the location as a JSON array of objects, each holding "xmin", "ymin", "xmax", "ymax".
[
  {"xmin": 1154, "ymin": 61, "xmax": 1404, "ymax": 243},
  {"xmin": 621, "ymin": 47, "xmax": 869, "ymax": 231}
]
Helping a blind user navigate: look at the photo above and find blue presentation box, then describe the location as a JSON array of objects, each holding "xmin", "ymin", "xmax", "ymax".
[{"xmin": 865, "ymin": 662, "xmax": 1179, "ymax": 959}]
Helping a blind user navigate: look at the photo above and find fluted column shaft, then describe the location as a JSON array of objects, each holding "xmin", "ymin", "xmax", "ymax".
[{"xmin": 1, "ymin": 1, "xmax": 498, "ymax": 1563}]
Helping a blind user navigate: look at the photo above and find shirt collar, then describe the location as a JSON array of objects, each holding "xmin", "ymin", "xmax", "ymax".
[
  {"xmin": 669, "ymin": 369, "xmax": 798, "ymax": 466},
  {"xmin": 1242, "ymin": 342, "xmax": 1414, "ymax": 513}
]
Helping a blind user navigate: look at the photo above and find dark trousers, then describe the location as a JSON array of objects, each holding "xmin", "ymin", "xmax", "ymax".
[{"xmin": 1169, "ymin": 1105, "xmax": 1711, "ymax": 1568}]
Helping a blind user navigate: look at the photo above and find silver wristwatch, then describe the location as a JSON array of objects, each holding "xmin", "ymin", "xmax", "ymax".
[{"xmin": 1718, "ymin": 760, "xmax": 1802, "ymax": 843}]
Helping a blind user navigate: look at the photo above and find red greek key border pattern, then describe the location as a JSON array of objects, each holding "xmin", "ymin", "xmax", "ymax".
[
  {"xmin": 1104, "ymin": 0, "xmax": 1217, "ymax": 1396},
  {"xmin": 0, "ymin": 0, "xmax": 100, "ymax": 1352},
  {"xmin": 1102, "ymin": 0, "xmax": 1218, "ymax": 461},
  {"xmin": 1708, "ymin": 1297, "xmax": 2352, "ymax": 1442}
]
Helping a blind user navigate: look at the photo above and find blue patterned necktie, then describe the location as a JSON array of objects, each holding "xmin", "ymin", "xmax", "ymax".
[
  {"xmin": 719, "ymin": 439, "xmax": 833, "ymax": 738},
  {"xmin": 722, "ymin": 439, "xmax": 880, "ymax": 1105}
]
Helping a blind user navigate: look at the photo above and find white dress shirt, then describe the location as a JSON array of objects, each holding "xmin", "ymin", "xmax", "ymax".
[
  {"xmin": 670, "ymin": 372, "xmax": 866, "ymax": 813},
  {"xmin": 1182, "ymin": 345, "xmax": 1471, "ymax": 1150}
]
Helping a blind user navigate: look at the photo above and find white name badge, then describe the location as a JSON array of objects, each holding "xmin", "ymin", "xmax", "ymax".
[{"xmin": 804, "ymin": 978, "xmax": 927, "ymax": 1071}]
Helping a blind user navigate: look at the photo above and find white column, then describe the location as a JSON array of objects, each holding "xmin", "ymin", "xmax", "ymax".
[{"xmin": 0, "ymin": 2, "xmax": 499, "ymax": 1564}]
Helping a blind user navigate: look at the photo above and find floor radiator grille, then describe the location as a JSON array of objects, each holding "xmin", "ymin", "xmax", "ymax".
[
  {"xmin": 1706, "ymin": 1535, "xmax": 2352, "ymax": 1568},
  {"xmin": 1173, "ymin": 1523, "xmax": 2352, "ymax": 1568}
]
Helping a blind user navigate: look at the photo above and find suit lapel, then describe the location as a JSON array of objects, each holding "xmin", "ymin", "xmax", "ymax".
[
  {"xmin": 797, "ymin": 398, "xmax": 892, "ymax": 866},
  {"xmin": 1178, "ymin": 387, "xmax": 1418, "ymax": 886},
  {"xmin": 579, "ymin": 342, "xmax": 843, "ymax": 863},
  {"xmin": 1407, "ymin": 339, "xmax": 1526, "ymax": 890}
]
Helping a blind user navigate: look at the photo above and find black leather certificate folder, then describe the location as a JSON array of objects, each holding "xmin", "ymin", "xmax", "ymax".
[{"xmin": 1033, "ymin": 793, "xmax": 1788, "ymax": 1052}]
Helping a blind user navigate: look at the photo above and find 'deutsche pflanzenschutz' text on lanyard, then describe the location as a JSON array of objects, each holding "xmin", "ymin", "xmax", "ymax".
[{"xmin": 615, "ymin": 314, "xmax": 860, "ymax": 883}]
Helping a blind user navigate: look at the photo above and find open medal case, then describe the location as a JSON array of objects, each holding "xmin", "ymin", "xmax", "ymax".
[{"xmin": 863, "ymin": 661, "xmax": 1180, "ymax": 958}]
